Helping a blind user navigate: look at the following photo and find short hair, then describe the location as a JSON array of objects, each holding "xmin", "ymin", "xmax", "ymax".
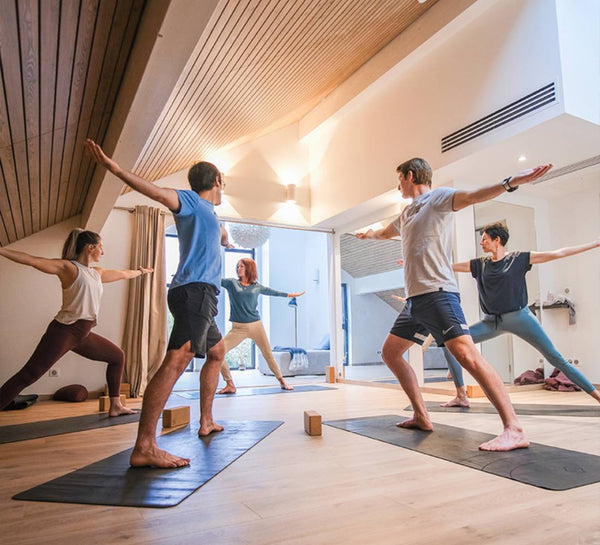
[
  {"xmin": 482, "ymin": 222, "xmax": 509, "ymax": 246},
  {"xmin": 188, "ymin": 161, "xmax": 220, "ymax": 193},
  {"xmin": 238, "ymin": 258, "xmax": 258, "ymax": 284},
  {"xmin": 62, "ymin": 229, "xmax": 101, "ymax": 259},
  {"xmin": 396, "ymin": 158, "xmax": 432, "ymax": 187}
]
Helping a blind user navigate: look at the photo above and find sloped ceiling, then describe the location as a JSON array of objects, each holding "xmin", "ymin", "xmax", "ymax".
[
  {"xmin": 133, "ymin": 0, "xmax": 439, "ymax": 181},
  {"xmin": 0, "ymin": 0, "xmax": 440, "ymax": 246},
  {"xmin": 0, "ymin": 0, "xmax": 147, "ymax": 246}
]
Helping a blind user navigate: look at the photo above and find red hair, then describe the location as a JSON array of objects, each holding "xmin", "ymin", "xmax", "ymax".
[{"xmin": 238, "ymin": 258, "xmax": 258, "ymax": 284}]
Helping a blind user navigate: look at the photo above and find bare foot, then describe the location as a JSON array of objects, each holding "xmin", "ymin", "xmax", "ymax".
[
  {"xmin": 478, "ymin": 428, "xmax": 530, "ymax": 451},
  {"xmin": 217, "ymin": 383, "xmax": 236, "ymax": 395},
  {"xmin": 441, "ymin": 396, "xmax": 470, "ymax": 408},
  {"xmin": 129, "ymin": 445, "xmax": 190, "ymax": 468},
  {"xmin": 280, "ymin": 381, "xmax": 294, "ymax": 390},
  {"xmin": 109, "ymin": 405, "xmax": 137, "ymax": 417},
  {"xmin": 198, "ymin": 421, "xmax": 224, "ymax": 437},
  {"xmin": 396, "ymin": 414, "xmax": 433, "ymax": 431}
]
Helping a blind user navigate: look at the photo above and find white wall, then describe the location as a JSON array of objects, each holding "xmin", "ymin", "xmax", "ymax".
[{"xmin": 536, "ymin": 179, "xmax": 600, "ymax": 384}]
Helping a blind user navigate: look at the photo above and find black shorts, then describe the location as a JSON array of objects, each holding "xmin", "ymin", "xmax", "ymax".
[
  {"xmin": 390, "ymin": 291, "xmax": 470, "ymax": 347},
  {"xmin": 167, "ymin": 282, "xmax": 222, "ymax": 358}
]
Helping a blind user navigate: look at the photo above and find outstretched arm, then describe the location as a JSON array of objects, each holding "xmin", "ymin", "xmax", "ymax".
[
  {"xmin": 452, "ymin": 164, "xmax": 553, "ymax": 212},
  {"xmin": 96, "ymin": 266, "xmax": 153, "ymax": 283},
  {"xmin": 0, "ymin": 247, "xmax": 71, "ymax": 276},
  {"xmin": 530, "ymin": 237, "xmax": 600, "ymax": 265},
  {"xmin": 451, "ymin": 261, "xmax": 471, "ymax": 273},
  {"xmin": 85, "ymin": 139, "xmax": 179, "ymax": 211},
  {"xmin": 355, "ymin": 222, "xmax": 399, "ymax": 240},
  {"xmin": 287, "ymin": 291, "xmax": 305, "ymax": 298}
]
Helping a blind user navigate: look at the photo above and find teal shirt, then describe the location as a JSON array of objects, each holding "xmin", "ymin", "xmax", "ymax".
[{"xmin": 221, "ymin": 278, "xmax": 287, "ymax": 323}]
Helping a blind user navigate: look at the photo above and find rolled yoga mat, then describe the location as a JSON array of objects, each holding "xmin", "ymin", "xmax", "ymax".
[
  {"xmin": 13, "ymin": 420, "xmax": 283, "ymax": 508},
  {"xmin": 325, "ymin": 414, "xmax": 600, "ymax": 491}
]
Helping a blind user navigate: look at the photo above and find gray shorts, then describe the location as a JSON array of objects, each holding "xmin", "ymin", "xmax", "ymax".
[{"xmin": 167, "ymin": 282, "xmax": 222, "ymax": 358}]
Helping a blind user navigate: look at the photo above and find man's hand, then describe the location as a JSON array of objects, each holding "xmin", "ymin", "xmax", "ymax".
[
  {"xmin": 509, "ymin": 163, "xmax": 553, "ymax": 188},
  {"xmin": 355, "ymin": 229, "xmax": 375, "ymax": 240},
  {"xmin": 85, "ymin": 139, "xmax": 120, "ymax": 174}
]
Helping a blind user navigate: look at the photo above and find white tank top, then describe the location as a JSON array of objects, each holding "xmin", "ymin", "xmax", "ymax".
[{"xmin": 55, "ymin": 261, "xmax": 103, "ymax": 325}]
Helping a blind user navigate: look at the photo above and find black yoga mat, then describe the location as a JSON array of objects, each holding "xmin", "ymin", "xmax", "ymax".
[
  {"xmin": 404, "ymin": 401, "xmax": 600, "ymax": 417},
  {"xmin": 325, "ymin": 415, "xmax": 600, "ymax": 490},
  {"xmin": 0, "ymin": 411, "xmax": 141, "ymax": 444},
  {"xmin": 177, "ymin": 384, "xmax": 336, "ymax": 399},
  {"xmin": 13, "ymin": 420, "xmax": 283, "ymax": 508}
]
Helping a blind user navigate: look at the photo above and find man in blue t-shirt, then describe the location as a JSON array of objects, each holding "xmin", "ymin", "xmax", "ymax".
[
  {"xmin": 357, "ymin": 157, "xmax": 552, "ymax": 451},
  {"xmin": 86, "ymin": 139, "xmax": 228, "ymax": 469}
]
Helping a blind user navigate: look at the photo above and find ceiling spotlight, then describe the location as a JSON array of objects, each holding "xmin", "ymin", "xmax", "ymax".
[{"xmin": 518, "ymin": 155, "xmax": 527, "ymax": 162}]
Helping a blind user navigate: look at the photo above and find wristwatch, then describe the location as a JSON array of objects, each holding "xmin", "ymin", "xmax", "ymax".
[{"xmin": 502, "ymin": 177, "xmax": 518, "ymax": 192}]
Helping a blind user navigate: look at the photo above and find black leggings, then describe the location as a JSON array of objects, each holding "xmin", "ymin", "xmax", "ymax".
[{"xmin": 0, "ymin": 319, "xmax": 125, "ymax": 410}]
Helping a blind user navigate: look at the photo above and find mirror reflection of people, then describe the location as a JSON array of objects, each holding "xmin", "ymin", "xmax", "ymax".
[
  {"xmin": 0, "ymin": 229, "xmax": 150, "ymax": 416},
  {"xmin": 442, "ymin": 224, "xmax": 600, "ymax": 407},
  {"xmin": 356, "ymin": 157, "xmax": 552, "ymax": 451},
  {"xmin": 218, "ymin": 258, "xmax": 305, "ymax": 394}
]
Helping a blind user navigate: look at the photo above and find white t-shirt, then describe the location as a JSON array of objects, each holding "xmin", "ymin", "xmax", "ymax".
[
  {"xmin": 55, "ymin": 261, "xmax": 103, "ymax": 325},
  {"xmin": 392, "ymin": 187, "xmax": 459, "ymax": 298}
]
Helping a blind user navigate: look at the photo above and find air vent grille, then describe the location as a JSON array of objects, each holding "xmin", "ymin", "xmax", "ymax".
[{"xmin": 441, "ymin": 82, "xmax": 556, "ymax": 153}]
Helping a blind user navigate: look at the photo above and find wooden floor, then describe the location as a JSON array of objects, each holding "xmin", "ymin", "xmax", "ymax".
[{"xmin": 1, "ymin": 383, "xmax": 599, "ymax": 545}]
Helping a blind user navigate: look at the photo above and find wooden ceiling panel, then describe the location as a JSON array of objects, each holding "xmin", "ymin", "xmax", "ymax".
[
  {"xmin": 0, "ymin": 0, "xmax": 147, "ymax": 245},
  {"xmin": 134, "ymin": 0, "xmax": 438, "ymax": 181},
  {"xmin": 1, "ymin": 0, "xmax": 439, "ymax": 244}
]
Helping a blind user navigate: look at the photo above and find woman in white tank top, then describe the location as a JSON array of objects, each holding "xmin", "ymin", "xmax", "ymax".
[{"xmin": 0, "ymin": 229, "xmax": 152, "ymax": 416}]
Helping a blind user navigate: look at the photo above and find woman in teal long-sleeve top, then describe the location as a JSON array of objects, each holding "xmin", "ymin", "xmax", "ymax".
[{"xmin": 217, "ymin": 258, "xmax": 304, "ymax": 394}]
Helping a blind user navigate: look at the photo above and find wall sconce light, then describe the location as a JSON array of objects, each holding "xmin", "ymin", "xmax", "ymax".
[{"xmin": 286, "ymin": 184, "xmax": 297, "ymax": 204}]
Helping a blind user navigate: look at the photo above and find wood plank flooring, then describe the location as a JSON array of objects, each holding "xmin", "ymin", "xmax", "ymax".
[{"xmin": 0, "ymin": 384, "xmax": 598, "ymax": 545}]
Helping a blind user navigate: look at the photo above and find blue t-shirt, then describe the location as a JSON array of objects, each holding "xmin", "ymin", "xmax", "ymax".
[
  {"xmin": 470, "ymin": 251, "xmax": 531, "ymax": 315},
  {"xmin": 221, "ymin": 278, "xmax": 287, "ymax": 323},
  {"xmin": 170, "ymin": 190, "xmax": 221, "ymax": 291}
]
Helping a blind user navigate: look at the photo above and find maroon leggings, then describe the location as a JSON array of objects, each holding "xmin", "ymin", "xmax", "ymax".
[{"xmin": 0, "ymin": 319, "xmax": 125, "ymax": 410}]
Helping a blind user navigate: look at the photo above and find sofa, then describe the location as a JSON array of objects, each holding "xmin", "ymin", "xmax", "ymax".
[{"xmin": 258, "ymin": 349, "xmax": 330, "ymax": 376}]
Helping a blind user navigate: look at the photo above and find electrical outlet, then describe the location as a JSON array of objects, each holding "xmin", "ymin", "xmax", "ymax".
[
  {"xmin": 49, "ymin": 368, "xmax": 60, "ymax": 377},
  {"xmin": 573, "ymin": 358, "xmax": 580, "ymax": 367}
]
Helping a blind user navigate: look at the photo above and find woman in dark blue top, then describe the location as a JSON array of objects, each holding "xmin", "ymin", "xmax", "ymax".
[
  {"xmin": 217, "ymin": 258, "xmax": 304, "ymax": 393},
  {"xmin": 443, "ymin": 222, "xmax": 600, "ymax": 407}
]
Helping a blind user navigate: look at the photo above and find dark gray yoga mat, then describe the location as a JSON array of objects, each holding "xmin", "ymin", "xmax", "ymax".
[
  {"xmin": 404, "ymin": 401, "xmax": 600, "ymax": 417},
  {"xmin": 325, "ymin": 415, "xmax": 600, "ymax": 490},
  {"xmin": 0, "ymin": 411, "xmax": 141, "ymax": 444},
  {"xmin": 13, "ymin": 420, "xmax": 283, "ymax": 507},
  {"xmin": 177, "ymin": 384, "xmax": 336, "ymax": 399}
]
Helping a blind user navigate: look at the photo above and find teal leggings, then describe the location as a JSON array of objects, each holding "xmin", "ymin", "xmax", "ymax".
[{"xmin": 444, "ymin": 307, "xmax": 596, "ymax": 394}]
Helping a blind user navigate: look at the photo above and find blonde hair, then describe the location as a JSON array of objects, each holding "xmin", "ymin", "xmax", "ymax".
[{"xmin": 61, "ymin": 229, "xmax": 101, "ymax": 260}]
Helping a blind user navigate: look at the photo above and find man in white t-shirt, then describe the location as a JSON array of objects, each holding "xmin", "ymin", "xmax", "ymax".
[{"xmin": 357, "ymin": 157, "xmax": 552, "ymax": 451}]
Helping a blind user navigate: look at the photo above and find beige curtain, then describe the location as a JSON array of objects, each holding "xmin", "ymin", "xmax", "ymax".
[{"xmin": 122, "ymin": 205, "xmax": 167, "ymax": 397}]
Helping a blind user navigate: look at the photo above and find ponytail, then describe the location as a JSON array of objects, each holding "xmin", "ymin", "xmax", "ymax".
[{"xmin": 62, "ymin": 229, "xmax": 101, "ymax": 259}]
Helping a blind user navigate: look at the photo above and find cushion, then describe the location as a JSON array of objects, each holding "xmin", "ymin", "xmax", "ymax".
[
  {"xmin": 314, "ymin": 333, "xmax": 330, "ymax": 350},
  {"xmin": 53, "ymin": 384, "xmax": 88, "ymax": 402}
]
